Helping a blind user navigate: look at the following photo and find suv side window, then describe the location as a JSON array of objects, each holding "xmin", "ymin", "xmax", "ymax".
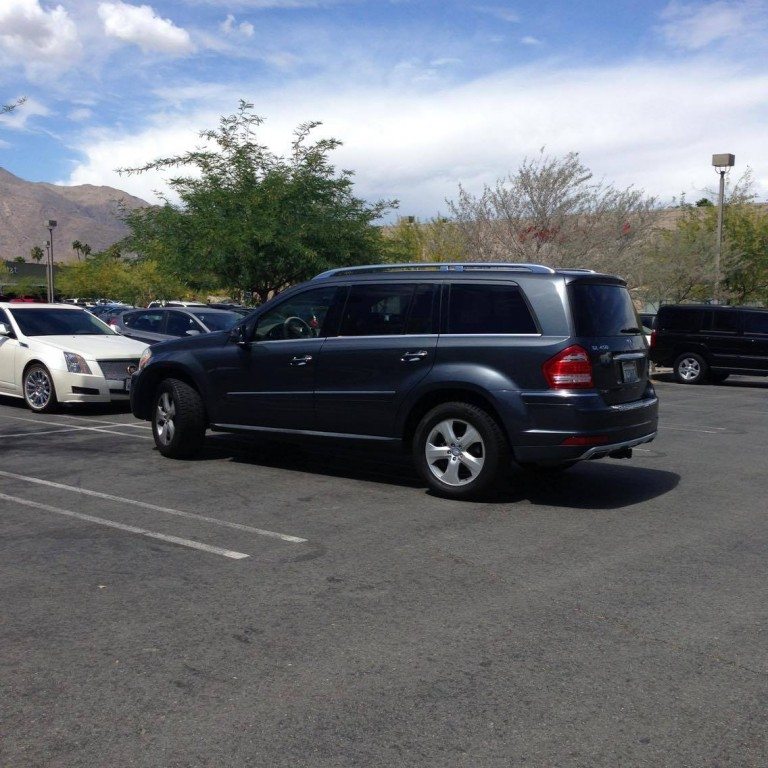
[
  {"xmin": 339, "ymin": 284, "xmax": 415, "ymax": 336},
  {"xmin": 124, "ymin": 310, "xmax": 165, "ymax": 332},
  {"xmin": 743, "ymin": 312, "xmax": 768, "ymax": 335},
  {"xmin": 659, "ymin": 308, "xmax": 705, "ymax": 332},
  {"xmin": 254, "ymin": 286, "xmax": 338, "ymax": 341},
  {"xmin": 711, "ymin": 310, "xmax": 739, "ymax": 334},
  {"xmin": 166, "ymin": 311, "xmax": 202, "ymax": 337},
  {"xmin": 448, "ymin": 283, "xmax": 537, "ymax": 334}
]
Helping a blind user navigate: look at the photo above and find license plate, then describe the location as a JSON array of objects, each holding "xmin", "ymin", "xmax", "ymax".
[
  {"xmin": 124, "ymin": 377, "xmax": 131, "ymax": 393},
  {"xmin": 622, "ymin": 360, "xmax": 639, "ymax": 383}
]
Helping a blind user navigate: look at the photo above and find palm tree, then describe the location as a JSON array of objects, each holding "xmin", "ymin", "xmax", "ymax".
[
  {"xmin": 71, "ymin": 240, "xmax": 83, "ymax": 260},
  {"xmin": 30, "ymin": 246, "xmax": 44, "ymax": 263}
]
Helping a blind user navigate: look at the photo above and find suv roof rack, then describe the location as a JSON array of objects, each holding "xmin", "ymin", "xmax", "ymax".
[{"xmin": 313, "ymin": 262, "xmax": 556, "ymax": 279}]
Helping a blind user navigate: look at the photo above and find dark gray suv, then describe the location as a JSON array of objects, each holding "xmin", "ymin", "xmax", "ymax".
[{"xmin": 130, "ymin": 263, "xmax": 658, "ymax": 498}]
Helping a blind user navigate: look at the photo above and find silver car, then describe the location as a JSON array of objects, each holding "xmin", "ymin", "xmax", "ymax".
[{"xmin": 114, "ymin": 307, "xmax": 242, "ymax": 345}]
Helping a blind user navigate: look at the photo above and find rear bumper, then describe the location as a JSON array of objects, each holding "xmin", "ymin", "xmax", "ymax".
[{"xmin": 496, "ymin": 388, "xmax": 659, "ymax": 464}]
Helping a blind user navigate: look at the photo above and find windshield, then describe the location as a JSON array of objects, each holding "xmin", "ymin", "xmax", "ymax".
[
  {"xmin": 569, "ymin": 283, "xmax": 640, "ymax": 337},
  {"xmin": 10, "ymin": 308, "xmax": 117, "ymax": 337},
  {"xmin": 191, "ymin": 310, "xmax": 241, "ymax": 332}
]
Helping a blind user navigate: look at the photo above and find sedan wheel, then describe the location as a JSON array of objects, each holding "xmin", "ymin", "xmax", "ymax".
[{"xmin": 23, "ymin": 364, "xmax": 58, "ymax": 413}]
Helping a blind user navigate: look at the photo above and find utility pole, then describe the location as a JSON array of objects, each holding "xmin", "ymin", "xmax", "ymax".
[
  {"xmin": 45, "ymin": 220, "xmax": 57, "ymax": 302},
  {"xmin": 711, "ymin": 154, "xmax": 734, "ymax": 304}
]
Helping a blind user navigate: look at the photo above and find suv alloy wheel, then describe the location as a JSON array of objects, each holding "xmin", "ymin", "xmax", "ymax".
[
  {"xmin": 673, "ymin": 353, "xmax": 708, "ymax": 384},
  {"xmin": 414, "ymin": 402, "xmax": 507, "ymax": 499},
  {"xmin": 152, "ymin": 378, "xmax": 207, "ymax": 458}
]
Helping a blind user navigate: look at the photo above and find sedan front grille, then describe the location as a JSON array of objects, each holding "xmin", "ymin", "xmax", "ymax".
[{"xmin": 98, "ymin": 359, "xmax": 139, "ymax": 381}]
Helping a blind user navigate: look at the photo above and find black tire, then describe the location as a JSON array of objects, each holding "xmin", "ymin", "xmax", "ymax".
[
  {"xmin": 673, "ymin": 353, "xmax": 708, "ymax": 384},
  {"xmin": 413, "ymin": 402, "xmax": 507, "ymax": 499},
  {"xmin": 152, "ymin": 378, "xmax": 206, "ymax": 458},
  {"xmin": 709, "ymin": 372, "xmax": 730, "ymax": 384},
  {"xmin": 23, "ymin": 363, "xmax": 58, "ymax": 413}
]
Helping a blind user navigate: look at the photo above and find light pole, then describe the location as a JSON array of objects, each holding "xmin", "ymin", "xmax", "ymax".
[
  {"xmin": 711, "ymin": 154, "xmax": 734, "ymax": 304},
  {"xmin": 45, "ymin": 220, "xmax": 57, "ymax": 302}
]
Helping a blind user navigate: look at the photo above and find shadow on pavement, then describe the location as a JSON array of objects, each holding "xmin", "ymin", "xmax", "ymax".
[{"xmin": 201, "ymin": 434, "xmax": 679, "ymax": 509}]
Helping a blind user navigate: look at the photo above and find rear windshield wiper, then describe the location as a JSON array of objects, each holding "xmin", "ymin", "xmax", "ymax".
[{"xmin": 620, "ymin": 327, "xmax": 642, "ymax": 334}]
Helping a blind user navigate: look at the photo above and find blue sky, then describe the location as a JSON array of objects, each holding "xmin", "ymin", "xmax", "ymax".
[{"xmin": 1, "ymin": 0, "xmax": 767, "ymax": 218}]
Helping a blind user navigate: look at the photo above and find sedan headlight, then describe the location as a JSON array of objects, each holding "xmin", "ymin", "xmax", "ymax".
[
  {"xmin": 64, "ymin": 352, "xmax": 92, "ymax": 374},
  {"xmin": 138, "ymin": 347, "xmax": 152, "ymax": 371}
]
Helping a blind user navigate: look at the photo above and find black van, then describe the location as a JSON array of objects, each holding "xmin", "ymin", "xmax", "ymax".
[{"xmin": 650, "ymin": 304, "xmax": 768, "ymax": 384}]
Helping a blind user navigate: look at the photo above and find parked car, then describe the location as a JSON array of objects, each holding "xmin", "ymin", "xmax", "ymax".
[
  {"xmin": 146, "ymin": 300, "xmax": 208, "ymax": 309},
  {"xmin": 89, "ymin": 303, "xmax": 134, "ymax": 327},
  {"xmin": 114, "ymin": 306, "xmax": 242, "ymax": 345},
  {"xmin": 650, "ymin": 303, "xmax": 768, "ymax": 384},
  {"xmin": 130, "ymin": 262, "xmax": 658, "ymax": 499},
  {"xmin": 207, "ymin": 303, "xmax": 252, "ymax": 316},
  {"xmin": 639, "ymin": 312, "xmax": 656, "ymax": 329},
  {"xmin": 0, "ymin": 303, "xmax": 148, "ymax": 412}
]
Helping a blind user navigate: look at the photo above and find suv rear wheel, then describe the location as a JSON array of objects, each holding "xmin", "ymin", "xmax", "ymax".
[
  {"xmin": 673, "ymin": 352, "xmax": 708, "ymax": 384},
  {"xmin": 152, "ymin": 378, "xmax": 206, "ymax": 458},
  {"xmin": 413, "ymin": 402, "xmax": 507, "ymax": 499}
]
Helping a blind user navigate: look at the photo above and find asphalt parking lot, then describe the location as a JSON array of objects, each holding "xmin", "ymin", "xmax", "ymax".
[{"xmin": 1, "ymin": 376, "xmax": 767, "ymax": 767}]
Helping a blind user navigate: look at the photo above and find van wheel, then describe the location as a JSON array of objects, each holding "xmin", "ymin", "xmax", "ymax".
[
  {"xmin": 152, "ymin": 378, "xmax": 206, "ymax": 458},
  {"xmin": 413, "ymin": 402, "xmax": 506, "ymax": 499},
  {"xmin": 23, "ymin": 364, "xmax": 58, "ymax": 413},
  {"xmin": 673, "ymin": 353, "xmax": 708, "ymax": 384},
  {"xmin": 709, "ymin": 372, "xmax": 729, "ymax": 384}
]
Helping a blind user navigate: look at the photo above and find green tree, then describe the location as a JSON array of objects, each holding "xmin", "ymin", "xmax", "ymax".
[
  {"xmin": 121, "ymin": 101, "xmax": 397, "ymax": 302},
  {"xmin": 30, "ymin": 246, "xmax": 45, "ymax": 263},
  {"xmin": 384, "ymin": 215, "xmax": 468, "ymax": 263},
  {"xmin": 13, "ymin": 256, "xmax": 25, "ymax": 263}
]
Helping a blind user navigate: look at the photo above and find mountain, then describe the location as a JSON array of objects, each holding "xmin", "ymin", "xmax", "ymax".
[{"xmin": 0, "ymin": 168, "xmax": 151, "ymax": 263}]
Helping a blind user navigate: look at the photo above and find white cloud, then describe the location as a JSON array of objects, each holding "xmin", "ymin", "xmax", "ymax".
[
  {"xmin": 0, "ymin": 97, "xmax": 50, "ymax": 130},
  {"xmin": 68, "ymin": 107, "xmax": 93, "ymax": 121},
  {"xmin": 98, "ymin": 2, "xmax": 194, "ymax": 55},
  {"xmin": 520, "ymin": 36, "xmax": 541, "ymax": 45},
  {"xmin": 0, "ymin": 0, "xmax": 81, "ymax": 80},
  {"xmin": 474, "ymin": 5, "xmax": 521, "ymax": 23},
  {"xmin": 63, "ymin": 59, "xmax": 768, "ymax": 216},
  {"xmin": 220, "ymin": 14, "xmax": 255, "ymax": 37},
  {"xmin": 659, "ymin": 1, "xmax": 757, "ymax": 49}
]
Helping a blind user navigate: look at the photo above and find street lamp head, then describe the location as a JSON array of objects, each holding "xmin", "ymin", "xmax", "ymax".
[
  {"xmin": 45, "ymin": 219, "xmax": 58, "ymax": 228},
  {"xmin": 712, "ymin": 153, "xmax": 735, "ymax": 169}
]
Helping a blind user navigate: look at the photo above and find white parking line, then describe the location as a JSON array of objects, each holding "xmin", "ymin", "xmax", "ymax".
[
  {"xmin": 0, "ymin": 414, "xmax": 153, "ymax": 439},
  {"xmin": 0, "ymin": 470, "xmax": 308, "ymax": 544},
  {"xmin": 1, "ymin": 428, "xmax": 89, "ymax": 438},
  {"xmin": 26, "ymin": 412, "xmax": 153, "ymax": 430},
  {"xmin": 0, "ymin": 493, "xmax": 249, "ymax": 560},
  {"xmin": 664, "ymin": 425, "xmax": 727, "ymax": 434}
]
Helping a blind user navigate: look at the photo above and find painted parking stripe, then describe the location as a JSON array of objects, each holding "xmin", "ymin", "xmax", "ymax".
[
  {"xmin": 0, "ymin": 470, "xmax": 308, "ymax": 544},
  {"xmin": 21, "ymin": 412, "xmax": 153, "ymax": 430},
  {"xmin": 0, "ymin": 493, "xmax": 249, "ymax": 560},
  {"xmin": 0, "ymin": 428, "xmax": 89, "ymax": 438},
  {"xmin": 664, "ymin": 425, "xmax": 726, "ymax": 434},
  {"xmin": 0, "ymin": 413, "xmax": 153, "ymax": 439}
]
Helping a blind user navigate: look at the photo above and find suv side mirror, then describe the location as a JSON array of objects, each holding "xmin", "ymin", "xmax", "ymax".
[
  {"xmin": 230, "ymin": 324, "xmax": 248, "ymax": 346},
  {"xmin": 0, "ymin": 322, "xmax": 13, "ymax": 337}
]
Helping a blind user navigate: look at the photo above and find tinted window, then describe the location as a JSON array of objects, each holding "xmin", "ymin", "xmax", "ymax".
[
  {"xmin": 405, "ymin": 285, "xmax": 436, "ymax": 335},
  {"xmin": 166, "ymin": 311, "xmax": 201, "ymax": 337},
  {"xmin": 0, "ymin": 308, "xmax": 10, "ymax": 325},
  {"xmin": 743, "ymin": 312, "xmax": 768, "ymax": 335},
  {"xmin": 9, "ymin": 308, "xmax": 115, "ymax": 336},
  {"xmin": 448, "ymin": 284, "xmax": 537, "ymax": 334},
  {"xmin": 124, "ymin": 310, "xmax": 164, "ymax": 333},
  {"xmin": 255, "ymin": 286, "xmax": 338, "ymax": 341},
  {"xmin": 340, "ymin": 284, "xmax": 414, "ymax": 336},
  {"xmin": 569, "ymin": 283, "xmax": 638, "ymax": 337},
  {"xmin": 711, "ymin": 310, "xmax": 739, "ymax": 333},
  {"xmin": 191, "ymin": 311, "xmax": 241, "ymax": 332},
  {"xmin": 658, "ymin": 307, "xmax": 705, "ymax": 332}
]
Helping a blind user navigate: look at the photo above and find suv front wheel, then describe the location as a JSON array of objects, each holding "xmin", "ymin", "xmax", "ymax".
[
  {"xmin": 673, "ymin": 352, "xmax": 708, "ymax": 384},
  {"xmin": 152, "ymin": 378, "xmax": 206, "ymax": 458},
  {"xmin": 413, "ymin": 402, "xmax": 507, "ymax": 499}
]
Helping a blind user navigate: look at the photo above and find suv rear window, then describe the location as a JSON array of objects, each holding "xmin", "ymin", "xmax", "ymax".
[
  {"xmin": 569, "ymin": 283, "xmax": 638, "ymax": 337},
  {"xmin": 447, "ymin": 284, "xmax": 537, "ymax": 334}
]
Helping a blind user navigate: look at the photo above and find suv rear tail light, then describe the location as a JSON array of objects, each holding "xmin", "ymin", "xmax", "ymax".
[
  {"xmin": 542, "ymin": 345, "xmax": 593, "ymax": 389},
  {"xmin": 650, "ymin": 330, "xmax": 657, "ymax": 348}
]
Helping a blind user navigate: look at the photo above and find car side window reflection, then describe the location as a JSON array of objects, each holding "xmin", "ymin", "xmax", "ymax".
[{"xmin": 254, "ymin": 286, "xmax": 338, "ymax": 341}]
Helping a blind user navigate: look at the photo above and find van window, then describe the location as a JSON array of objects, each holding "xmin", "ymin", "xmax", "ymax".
[
  {"xmin": 711, "ymin": 310, "xmax": 739, "ymax": 333},
  {"xmin": 743, "ymin": 312, "xmax": 768, "ymax": 335},
  {"xmin": 448, "ymin": 284, "xmax": 537, "ymax": 334},
  {"xmin": 658, "ymin": 307, "xmax": 705, "ymax": 332},
  {"xmin": 569, "ymin": 283, "xmax": 638, "ymax": 337}
]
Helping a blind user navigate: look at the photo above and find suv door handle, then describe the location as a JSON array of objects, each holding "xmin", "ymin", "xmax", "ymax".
[
  {"xmin": 290, "ymin": 355, "xmax": 313, "ymax": 366},
  {"xmin": 401, "ymin": 350, "xmax": 428, "ymax": 363}
]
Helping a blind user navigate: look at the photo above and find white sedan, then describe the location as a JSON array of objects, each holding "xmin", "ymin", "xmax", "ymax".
[{"xmin": 0, "ymin": 303, "xmax": 149, "ymax": 412}]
